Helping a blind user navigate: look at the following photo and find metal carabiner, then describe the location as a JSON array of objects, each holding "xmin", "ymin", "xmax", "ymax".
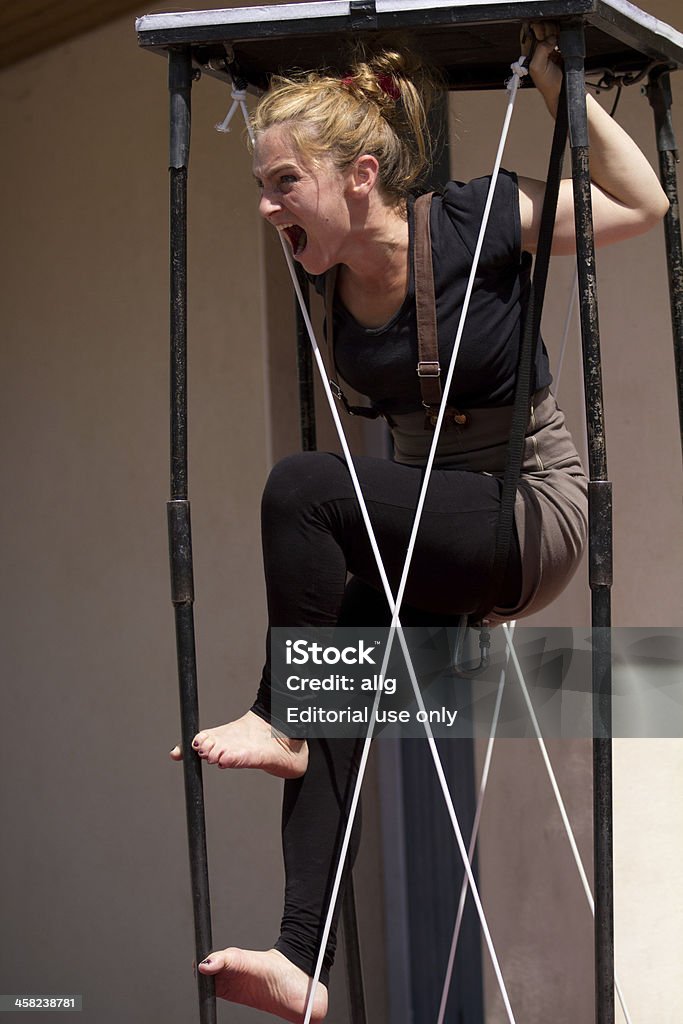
[{"xmin": 451, "ymin": 614, "xmax": 492, "ymax": 678}]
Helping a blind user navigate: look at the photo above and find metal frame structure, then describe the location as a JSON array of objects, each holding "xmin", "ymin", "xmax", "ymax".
[{"xmin": 137, "ymin": 2, "xmax": 683, "ymax": 1022}]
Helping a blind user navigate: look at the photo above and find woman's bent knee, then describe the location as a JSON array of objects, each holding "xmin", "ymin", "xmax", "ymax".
[{"xmin": 261, "ymin": 452, "xmax": 348, "ymax": 521}]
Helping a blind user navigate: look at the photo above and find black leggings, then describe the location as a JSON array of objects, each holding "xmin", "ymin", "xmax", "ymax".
[{"xmin": 251, "ymin": 451, "xmax": 521, "ymax": 983}]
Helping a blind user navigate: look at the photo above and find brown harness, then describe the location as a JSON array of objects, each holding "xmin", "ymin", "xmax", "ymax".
[{"xmin": 323, "ymin": 192, "xmax": 468, "ymax": 430}]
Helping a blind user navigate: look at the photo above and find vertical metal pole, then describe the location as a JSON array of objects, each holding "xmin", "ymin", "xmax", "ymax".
[
  {"xmin": 294, "ymin": 262, "xmax": 317, "ymax": 452},
  {"xmin": 167, "ymin": 47, "xmax": 217, "ymax": 1024},
  {"xmin": 560, "ymin": 22, "xmax": 614, "ymax": 1024},
  {"xmin": 646, "ymin": 69, "xmax": 683, "ymax": 464},
  {"xmin": 340, "ymin": 873, "xmax": 368, "ymax": 1024}
]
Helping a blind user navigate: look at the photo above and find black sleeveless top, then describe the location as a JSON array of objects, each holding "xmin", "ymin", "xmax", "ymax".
[{"xmin": 313, "ymin": 170, "xmax": 552, "ymax": 416}]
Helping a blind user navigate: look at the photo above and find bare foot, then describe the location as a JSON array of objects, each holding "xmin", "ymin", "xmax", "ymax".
[
  {"xmin": 169, "ymin": 710, "xmax": 308, "ymax": 779},
  {"xmin": 198, "ymin": 946, "xmax": 327, "ymax": 1022}
]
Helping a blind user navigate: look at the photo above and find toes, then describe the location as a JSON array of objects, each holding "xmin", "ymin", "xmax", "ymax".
[
  {"xmin": 217, "ymin": 748, "xmax": 240, "ymax": 769},
  {"xmin": 198, "ymin": 949, "xmax": 229, "ymax": 974},
  {"xmin": 192, "ymin": 730, "xmax": 208, "ymax": 751},
  {"xmin": 204, "ymin": 740, "xmax": 223, "ymax": 764},
  {"xmin": 193, "ymin": 732, "xmax": 217, "ymax": 760}
]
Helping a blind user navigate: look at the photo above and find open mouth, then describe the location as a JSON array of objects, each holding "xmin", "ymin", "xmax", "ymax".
[{"xmin": 280, "ymin": 224, "xmax": 308, "ymax": 256}]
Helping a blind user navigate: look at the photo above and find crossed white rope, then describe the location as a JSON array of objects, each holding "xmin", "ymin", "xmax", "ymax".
[
  {"xmin": 436, "ymin": 284, "xmax": 633, "ymax": 1023},
  {"xmin": 220, "ymin": 56, "xmax": 634, "ymax": 1024},
  {"xmin": 270, "ymin": 59, "xmax": 529, "ymax": 1024},
  {"xmin": 435, "ymin": 618, "xmax": 633, "ymax": 1024}
]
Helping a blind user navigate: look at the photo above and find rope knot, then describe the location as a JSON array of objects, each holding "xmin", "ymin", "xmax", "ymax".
[
  {"xmin": 507, "ymin": 56, "xmax": 529, "ymax": 91},
  {"xmin": 215, "ymin": 85, "xmax": 253, "ymax": 139}
]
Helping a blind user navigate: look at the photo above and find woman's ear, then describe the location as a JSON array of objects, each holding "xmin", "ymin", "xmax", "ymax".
[{"xmin": 348, "ymin": 154, "xmax": 380, "ymax": 197}]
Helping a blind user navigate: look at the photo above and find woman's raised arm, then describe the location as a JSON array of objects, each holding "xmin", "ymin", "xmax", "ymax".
[{"xmin": 518, "ymin": 21, "xmax": 669, "ymax": 255}]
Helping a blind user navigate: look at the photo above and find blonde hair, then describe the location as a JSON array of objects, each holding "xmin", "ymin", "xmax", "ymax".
[{"xmin": 251, "ymin": 43, "xmax": 441, "ymax": 205}]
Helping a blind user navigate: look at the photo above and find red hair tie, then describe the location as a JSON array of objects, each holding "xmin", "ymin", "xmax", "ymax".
[
  {"xmin": 377, "ymin": 73, "xmax": 400, "ymax": 101},
  {"xmin": 340, "ymin": 73, "xmax": 400, "ymax": 102}
]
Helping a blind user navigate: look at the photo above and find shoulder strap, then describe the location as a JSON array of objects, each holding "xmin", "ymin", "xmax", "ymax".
[
  {"xmin": 413, "ymin": 193, "xmax": 442, "ymax": 409},
  {"xmin": 414, "ymin": 192, "xmax": 468, "ymax": 429}
]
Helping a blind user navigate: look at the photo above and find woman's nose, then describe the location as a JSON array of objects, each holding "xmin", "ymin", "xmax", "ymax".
[{"xmin": 259, "ymin": 190, "xmax": 281, "ymax": 220}]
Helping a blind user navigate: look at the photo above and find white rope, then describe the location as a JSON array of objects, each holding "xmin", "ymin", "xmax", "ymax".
[
  {"xmin": 553, "ymin": 269, "xmax": 579, "ymax": 394},
  {"xmin": 436, "ymin": 617, "xmax": 634, "ymax": 1024},
  {"xmin": 436, "ymin": 621, "xmax": 515, "ymax": 1024},
  {"xmin": 222, "ymin": 57, "xmax": 637, "ymax": 1024},
  {"xmin": 215, "ymin": 86, "xmax": 252, "ymax": 135},
  {"xmin": 519, "ymin": 202, "xmax": 633, "ymax": 1019},
  {"xmin": 396, "ymin": 63, "xmax": 528, "ymax": 606},
  {"xmin": 501, "ymin": 624, "xmax": 634, "ymax": 1024},
  {"xmin": 296, "ymin": 59, "xmax": 530, "ymax": 1024},
  {"xmin": 282, "ymin": 239, "xmax": 515, "ymax": 1024},
  {"xmin": 226, "ymin": 63, "xmax": 531, "ymax": 1024}
]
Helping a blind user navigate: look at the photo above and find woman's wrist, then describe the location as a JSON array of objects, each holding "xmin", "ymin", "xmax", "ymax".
[
  {"xmin": 538, "ymin": 84, "xmax": 561, "ymax": 120},
  {"xmin": 528, "ymin": 21, "xmax": 563, "ymax": 118}
]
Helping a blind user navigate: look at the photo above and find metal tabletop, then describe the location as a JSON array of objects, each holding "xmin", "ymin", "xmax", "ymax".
[{"xmin": 137, "ymin": 0, "xmax": 683, "ymax": 90}]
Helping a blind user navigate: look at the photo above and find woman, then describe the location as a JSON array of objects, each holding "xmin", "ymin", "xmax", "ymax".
[{"xmin": 171, "ymin": 22, "xmax": 668, "ymax": 1022}]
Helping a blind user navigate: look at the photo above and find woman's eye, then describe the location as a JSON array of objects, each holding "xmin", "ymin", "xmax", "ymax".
[{"xmin": 253, "ymin": 174, "xmax": 297, "ymax": 192}]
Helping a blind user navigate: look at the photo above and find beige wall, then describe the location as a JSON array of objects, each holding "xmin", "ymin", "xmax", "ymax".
[
  {"xmin": 0, "ymin": 2, "xmax": 681, "ymax": 1023},
  {"xmin": 0, "ymin": 3, "xmax": 387, "ymax": 1022}
]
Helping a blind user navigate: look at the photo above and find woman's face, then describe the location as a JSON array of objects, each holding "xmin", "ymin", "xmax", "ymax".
[{"xmin": 253, "ymin": 125, "xmax": 352, "ymax": 275}]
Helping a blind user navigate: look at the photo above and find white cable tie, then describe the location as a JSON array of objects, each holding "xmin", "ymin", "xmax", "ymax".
[{"xmin": 507, "ymin": 56, "xmax": 529, "ymax": 91}]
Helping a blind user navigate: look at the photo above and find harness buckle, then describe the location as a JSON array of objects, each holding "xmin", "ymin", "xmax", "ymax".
[{"xmin": 417, "ymin": 361, "xmax": 440, "ymax": 378}]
